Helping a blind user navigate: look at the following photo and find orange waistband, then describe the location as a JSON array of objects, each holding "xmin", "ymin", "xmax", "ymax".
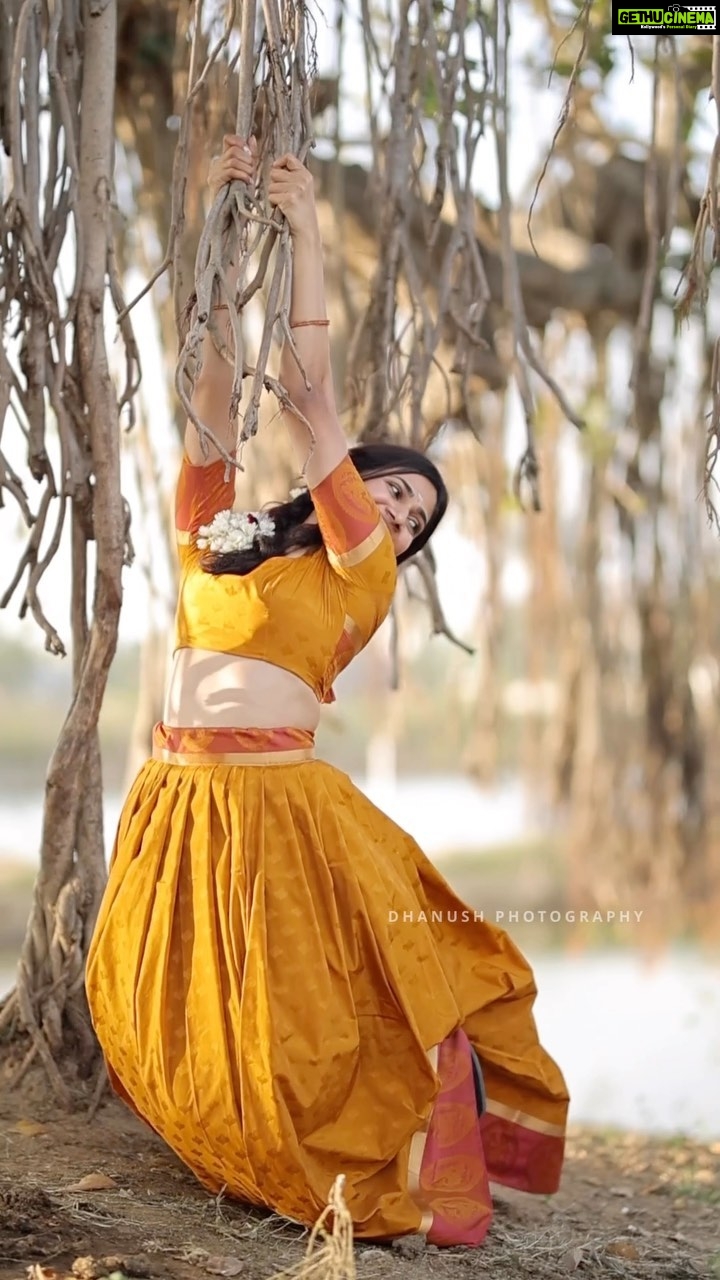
[{"xmin": 152, "ymin": 722, "xmax": 316, "ymax": 767}]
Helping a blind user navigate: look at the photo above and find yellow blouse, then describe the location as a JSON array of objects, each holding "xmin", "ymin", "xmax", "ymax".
[{"xmin": 174, "ymin": 453, "xmax": 398, "ymax": 703}]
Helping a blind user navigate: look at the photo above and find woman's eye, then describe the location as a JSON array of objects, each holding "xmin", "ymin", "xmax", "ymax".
[{"xmin": 389, "ymin": 482, "xmax": 400, "ymax": 496}]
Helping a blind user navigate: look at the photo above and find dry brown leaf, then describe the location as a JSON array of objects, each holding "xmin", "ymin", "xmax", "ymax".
[
  {"xmin": 605, "ymin": 1241, "xmax": 640, "ymax": 1261},
  {"xmin": 66, "ymin": 1172, "xmax": 118, "ymax": 1192},
  {"xmin": 559, "ymin": 1246, "xmax": 585, "ymax": 1271},
  {"xmin": 26, "ymin": 1268, "xmax": 60, "ymax": 1280},
  {"xmin": 204, "ymin": 1257, "xmax": 245, "ymax": 1277},
  {"xmin": 9, "ymin": 1118, "xmax": 48, "ymax": 1136}
]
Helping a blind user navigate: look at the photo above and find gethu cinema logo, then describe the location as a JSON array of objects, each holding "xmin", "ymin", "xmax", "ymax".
[{"xmin": 617, "ymin": 4, "xmax": 716, "ymax": 24}]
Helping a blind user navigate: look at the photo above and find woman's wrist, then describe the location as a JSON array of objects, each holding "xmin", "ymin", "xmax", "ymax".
[{"xmin": 290, "ymin": 220, "xmax": 322, "ymax": 247}]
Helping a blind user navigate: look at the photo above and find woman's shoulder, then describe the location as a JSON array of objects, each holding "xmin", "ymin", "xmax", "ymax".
[{"xmin": 309, "ymin": 454, "xmax": 398, "ymax": 593}]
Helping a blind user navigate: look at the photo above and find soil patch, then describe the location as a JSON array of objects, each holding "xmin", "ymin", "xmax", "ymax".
[{"xmin": 1, "ymin": 1049, "xmax": 718, "ymax": 1280}]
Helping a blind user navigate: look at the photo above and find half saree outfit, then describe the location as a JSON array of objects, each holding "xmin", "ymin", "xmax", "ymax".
[{"xmin": 86, "ymin": 453, "xmax": 569, "ymax": 1245}]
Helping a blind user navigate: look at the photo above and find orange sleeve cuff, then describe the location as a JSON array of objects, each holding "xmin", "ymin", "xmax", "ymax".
[
  {"xmin": 175, "ymin": 456, "xmax": 236, "ymax": 544},
  {"xmin": 310, "ymin": 454, "xmax": 384, "ymax": 558}
]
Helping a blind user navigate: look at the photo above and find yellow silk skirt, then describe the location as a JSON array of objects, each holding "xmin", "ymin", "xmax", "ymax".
[{"xmin": 86, "ymin": 725, "xmax": 569, "ymax": 1243}]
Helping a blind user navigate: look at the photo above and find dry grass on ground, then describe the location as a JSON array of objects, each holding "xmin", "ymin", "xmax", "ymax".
[{"xmin": 1, "ymin": 1048, "xmax": 718, "ymax": 1280}]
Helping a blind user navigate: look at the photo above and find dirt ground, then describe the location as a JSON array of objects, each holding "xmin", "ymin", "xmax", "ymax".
[{"xmin": 1, "ymin": 1048, "xmax": 718, "ymax": 1280}]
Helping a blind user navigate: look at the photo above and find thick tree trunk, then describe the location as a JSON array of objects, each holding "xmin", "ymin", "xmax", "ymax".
[{"xmin": 1, "ymin": 1, "xmax": 124, "ymax": 1101}]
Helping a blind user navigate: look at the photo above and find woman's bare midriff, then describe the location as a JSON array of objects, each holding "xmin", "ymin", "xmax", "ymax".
[{"xmin": 163, "ymin": 648, "xmax": 322, "ymax": 731}]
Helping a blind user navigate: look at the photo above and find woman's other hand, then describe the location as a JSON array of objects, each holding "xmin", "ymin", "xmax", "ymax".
[
  {"xmin": 268, "ymin": 154, "xmax": 318, "ymax": 239},
  {"xmin": 208, "ymin": 135, "xmax": 257, "ymax": 203}
]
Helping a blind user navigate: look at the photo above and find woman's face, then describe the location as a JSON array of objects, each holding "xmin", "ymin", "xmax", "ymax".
[{"xmin": 363, "ymin": 471, "xmax": 438, "ymax": 557}]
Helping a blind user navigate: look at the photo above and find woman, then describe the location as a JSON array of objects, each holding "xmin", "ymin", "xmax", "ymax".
[{"xmin": 86, "ymin": 137, "xmax": 569, "ymax": 1247}]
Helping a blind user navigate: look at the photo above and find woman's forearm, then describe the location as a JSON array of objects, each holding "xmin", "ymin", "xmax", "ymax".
[
  {"xmin": 279, "ymin": 224, "xmax": 332, "ymax": 400},
  {"xmin": 184, "ymin": 260, "xmax": 242, "ymax": 463},
  {"xmin": 191, "ymin": 259, "xmax": 241, "ymax": 401},
  {"xmin": 193, "ymin": 217, "xmax": 332, "ymax": 417}
]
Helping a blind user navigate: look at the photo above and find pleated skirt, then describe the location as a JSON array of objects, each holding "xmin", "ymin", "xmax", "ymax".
[{"xmin": 86, "ymin": 724, "xmax": 569, "ymax": 1245}]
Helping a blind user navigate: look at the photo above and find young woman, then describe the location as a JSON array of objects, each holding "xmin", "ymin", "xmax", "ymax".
[{"xmin": 86, "ymin": 137, "xmax": 569, "ymax": 1247}]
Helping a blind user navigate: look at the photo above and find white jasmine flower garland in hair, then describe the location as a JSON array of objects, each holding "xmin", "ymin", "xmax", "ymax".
[{"xmin": 197, "ymin": 509, "xmax": 276, "ymax": 554}]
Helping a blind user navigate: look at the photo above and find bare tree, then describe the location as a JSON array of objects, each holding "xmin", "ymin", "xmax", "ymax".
[{"xmin": 0, "ymin": 0, "xmax": 137, "ymax": 1098}]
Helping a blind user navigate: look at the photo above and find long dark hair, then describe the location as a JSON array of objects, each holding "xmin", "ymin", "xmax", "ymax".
[{"xmin": 203, "ymin": 442, "xmax": 448, "ymax": 577}]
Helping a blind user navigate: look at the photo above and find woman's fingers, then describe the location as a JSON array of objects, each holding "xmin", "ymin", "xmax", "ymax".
[
  {"xmin": 270, "ymin": 153, "xmax": 304, "ymax": 173},
  {"xmin": 208, "ymin": 140, "xmax": 312, "ymax": 217},
  {"xmin": 217, "ymin": 135, "xmax": 258, "ymax": 177},
  {"xmin": 223, "ymin": 154, "xmax": 254, "ymax": 174},
  {"xmin": 268, "ymin": 169, "xmax": 312, "ymax": 190},
  {"xmin": 225, "ymin": 143, "xmax": 252, "ymax": 160},
  {"xmin": 223, "ymin": 133, "xmax": 257, "ymax": 152},
  {"xmin": 211, "ymin": 166, "xmax": 253, "ymax": 187},
  {"xmin": 219, "ymin": 150, "xmax": 253, "ymax": 168},
  {"xmin": 267, "ymin": 182, "xmax": 304, "ymax": 200},
  {"xmin": 208, "ymin": 136, "xmax": 257, "ymax": 194}
]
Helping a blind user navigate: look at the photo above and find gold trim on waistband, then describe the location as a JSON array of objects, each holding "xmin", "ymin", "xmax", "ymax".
[
  {"xmin": 486, "ymin": 1099, "xmax": 565, "ymax": 1138},
  {"xmin": 153, "ymin": 746, "xmax": 315, "ymax": 767}
]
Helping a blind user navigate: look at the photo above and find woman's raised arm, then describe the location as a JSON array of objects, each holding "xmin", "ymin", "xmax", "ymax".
[
  {"xmin": 269, "ymin": 156, "xmax": 348, "ymax": 489},
  {"xmin": 185, "ymin": 144, "xmax": 345, "ymax": 483},
  {"xmin": 183, "ymin": 137, "xmax": 257, "ymax": 466}
]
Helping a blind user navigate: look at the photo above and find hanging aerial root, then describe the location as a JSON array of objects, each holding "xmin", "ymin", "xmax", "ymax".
[
  {"xmin": 526, "ymin": 0, "xmax": 593, "ymax": 257},
  {"xmin": 266, "ymin": 1176, "xmax": 356, "ymax": 1280}
]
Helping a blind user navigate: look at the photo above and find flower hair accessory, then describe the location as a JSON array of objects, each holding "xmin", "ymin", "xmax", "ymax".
[{"xmin": 197, "ymin": 508, "xmax": 276, "ymax": 554}]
